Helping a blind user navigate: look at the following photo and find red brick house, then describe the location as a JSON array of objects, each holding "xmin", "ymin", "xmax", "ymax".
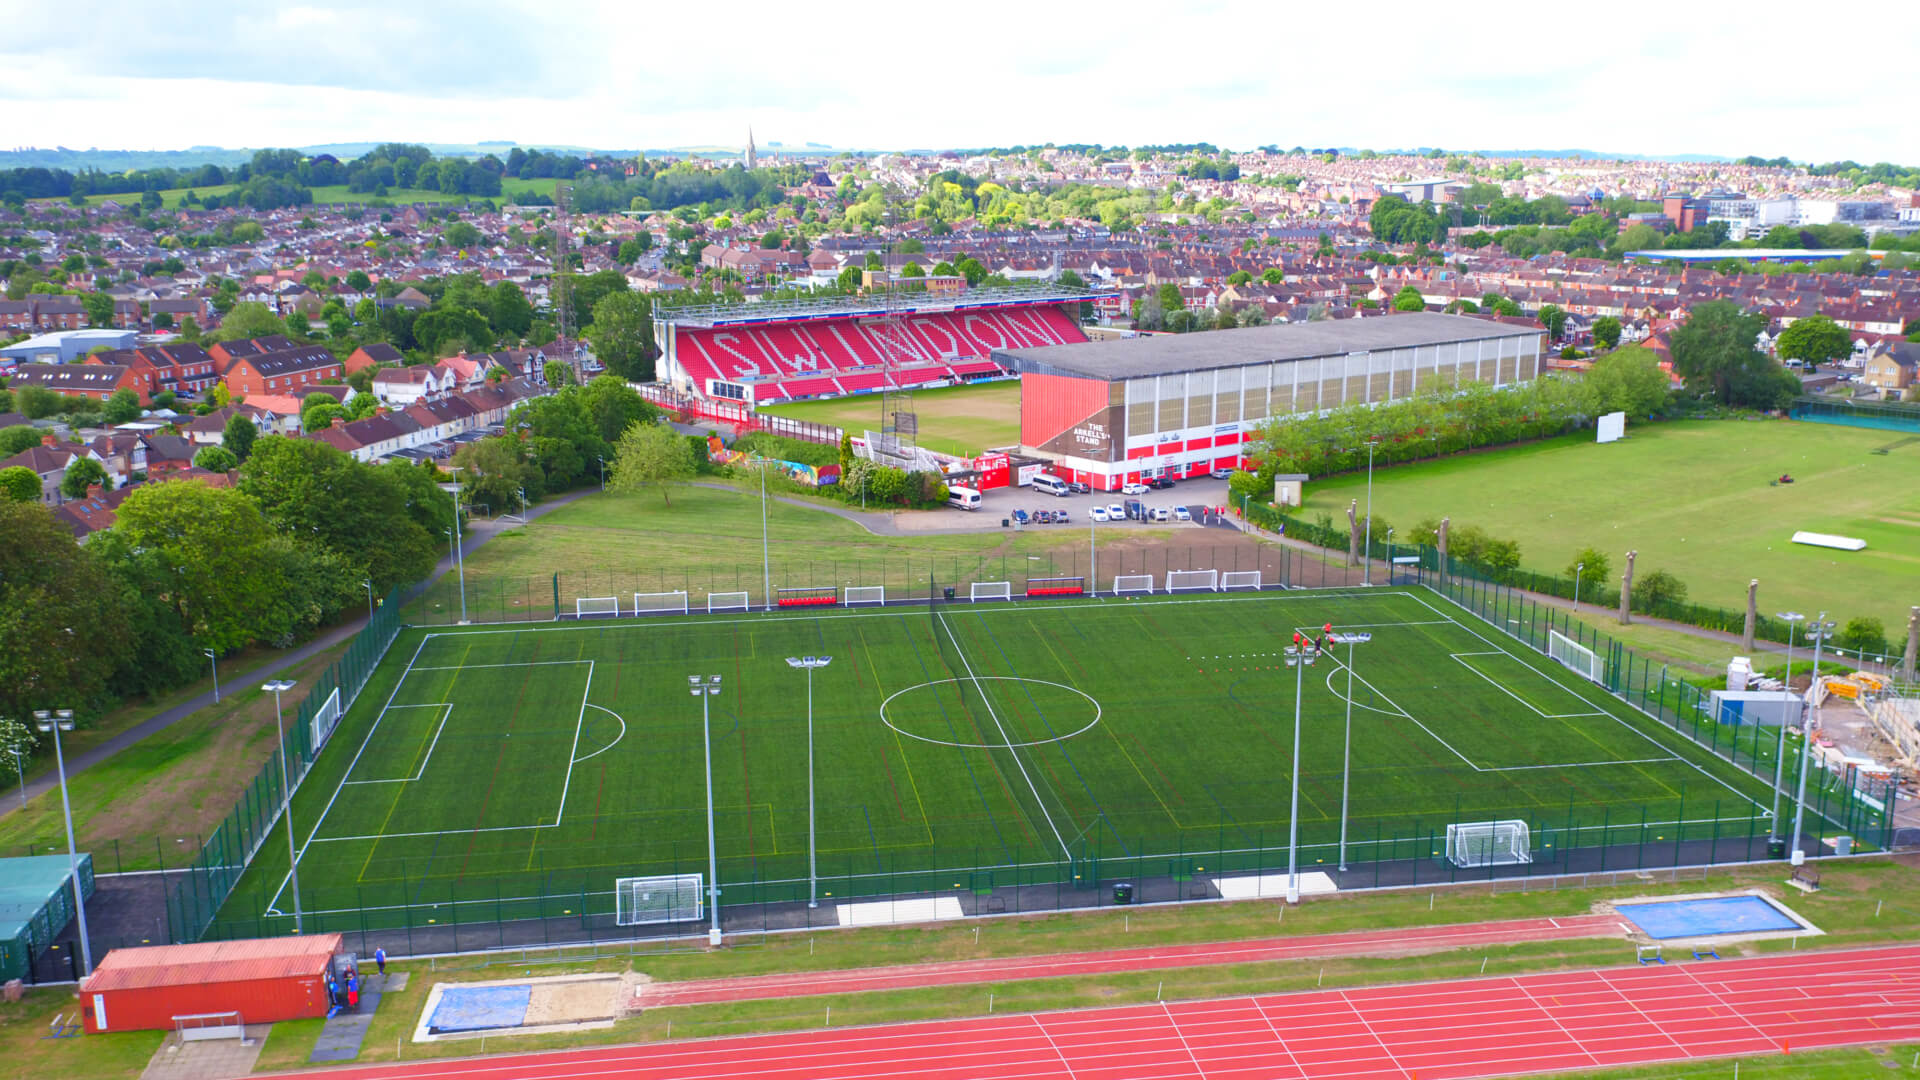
[
  {"xmin": 95, "ymin": 343, "xmax": 222, "ymax": 397},
  {"xmin": 207, "ymin": 335, "xmax": 297, "ymax": 371},
  {"xmin": 221, "ymin": 344, "xmax": 343, "ymax": 398},
  {"xmin": 32, "ymin": 296, "xmax": 86, "ymax": 329},
  {"xmin": 7, "ymin": 362, "xmax": 148, "ymax": 403},
  {"xmin": 345, "ymin": 342, "xmax": 405, "ymax": 374}
]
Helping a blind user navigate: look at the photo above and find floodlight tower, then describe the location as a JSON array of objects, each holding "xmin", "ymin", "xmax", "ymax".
[
  {"xmin": 1790, "ymin": 616, "xmax": 1835, "ymax": 865},
  {"xmin": 689, "ymin": 675, "xmax": 724, "ymax": 946},
  {"xmin": 1283, "ymin": 635, "xmax": 1320, "ymax": 903},
  {"xmin": 1325, "ymin": 627, "xmax": 1373, "ymax": 872},
  {"xmin": 785, "ymin": 656, "xmax": 833, "ymax": 908},
  {"xmin": 1770, "ymin": 612, "xmax": 1805, "ymax": 847}
]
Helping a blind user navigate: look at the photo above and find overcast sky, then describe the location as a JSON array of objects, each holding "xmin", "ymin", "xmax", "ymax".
[{"xmin": 7, "ymin": 1, "xmax": 1917, "ymax": 164}]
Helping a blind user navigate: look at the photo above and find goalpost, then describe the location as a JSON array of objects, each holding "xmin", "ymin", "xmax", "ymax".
[
  {"xmin": 1165, "ymin": 569, "xmax": 1219, "ymax": 593},
  {"xmin": 1112, "ymin": 574, "xmax": 1155, "ymax": 596},
  {"xmin": 309, "ymin": 687, "xmax": 343, "ymax": 751},
  {"xmin": 632, "ymin": 591, "xmax": 690, "ymax": 616},
  {"xmin": 969, "ymin": 581, "xmax": 1012, "ymax": 602},
  {"xmin": 614, "ymin": 873, "xmax": 704, "ymax": 926},
  {"xmin": 843, "ymin": 586, "xmax": 886, "ymax": 606},
  {"xmin": 1445, "ymin": 820, "xmax": 1533, "ymax": 868},
  {"xmin": 575, "ymin": 596, "xmax": 620, "ymax": 619},
  {"xmin": 707, "ymin": 591, "xmax": 750, "ymax": 613},
  {"xmin": 1548, "ymin": 630, "xmax": 1605, "ymax": 684},
  {"xmin": 1220, "ymin": 570, "xmax": 1262, "ymax": 591}
]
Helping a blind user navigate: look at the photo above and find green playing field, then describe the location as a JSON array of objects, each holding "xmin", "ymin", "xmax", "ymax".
[{"xmin": 219, "ymin": 588, "xmax": 1782, "ymax": 932}]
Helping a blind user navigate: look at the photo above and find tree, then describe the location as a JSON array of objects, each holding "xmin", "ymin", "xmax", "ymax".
[
  {"xmin": 176, "ymin": 315, "xmax": 202, "ymax": 343},
  {"xmin": 1227, "ymin": 270, "xmax": 1253, "ymax": 286},
  {"xmin": 443, "ymin": 221, "xmax": 483, "ymax": 248},
  {"xmin": 587, "ymin": 291, "xmax": 655, "ymax": 381},
  {"xmin": 59, "ymin": 457, "xmax": 108, "ymax": 500},
  {"xmin": 1391, "ymin": 285, "xmax": 1426, "ymax": 312},
  {"xmin": 1537, "ymin": 304, "xmax": 1568, "ymax": 341},
  {"xmin": 1566, "ymin": 548, "xmax": 1610, "ymax": 597},
  {"xmin": 452, "ymin": 436, "xmax": 539, "ymax": 515},
  {"xmin": 0, "ymin": 465, "xmax": 40, "ymax": 502},
  {"xmin": 15, "ymin": 385, "xmax": 64, "ymax": 419},
  {"xmin": 1667, "ymin": 300, "xmax": 1797, "ymax": 408},
  {"xmin": 488, "ymin": 281, "xmax": 534, "ymax": 338},
  {"xmin": 239, "ymin": 436, "xmax": 447, "ymax": 593},
  {"xmin": 1775, "ymin": 314, "xmax": 1850, "ymax": 366},
  {"xmin": 82, "ymin": 291, "xmax": 115, "ymax": 328},
  {"xmin": 609, "ymin": 420, "xmax": 695, "ymax": 506},
  {"xmin": 301, "ymin": 392, "xmax": 343, "ymax": 431},
  {"xmin": 1584, "ymin": 345, "xmax": 1672, "ymax": 416},
  {"xmin": 223, "ymin": 413, "xmax": 258, "ymax": 461},
  {"xmin": 577, "ymin": 375, "xmax": 660, "ymax": 443},
  {"xmin": 105, "ymin": 481, "xmax": 287, "ymax": 653},
  {"xmin": 1592, "ymin": 316, "xmax": 1622, "ymax": 350},
  {"xmin": 0, "ymin": 427, "xmax": 45, "ymax": 457},
  {"xmin": 214, "ymin": 301, "xmax": 287, "ymax": 342},
  {"xmin": 543, "ymin": 360, "xmax": 575, "ymax": 388},
  {"xmin": 0, "ymin": 499, "xmax": 132, "ymax": 720},
  {"xmin": 0, "ymin": 715, "xmax": 33, "ymax": 787},
  {"xmin": 1835, "ymin": 616, "xmax": 1887, "ymax": 656},
  {"xmin": 1630, "ymin": 568, "xmax": 1687, "ymax": 610},
  {"xmin": 102, "ymin": 386, "xmax": 142, "ymax": 425},
  {"xmin": 193, "ymin": 445, "xmax": 240, "ymax": 473}
]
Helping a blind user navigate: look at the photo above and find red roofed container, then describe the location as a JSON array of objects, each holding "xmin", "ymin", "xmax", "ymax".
[{"xmin": 78, "ymin": 933, "xmax": 342, "ymax": 1034}]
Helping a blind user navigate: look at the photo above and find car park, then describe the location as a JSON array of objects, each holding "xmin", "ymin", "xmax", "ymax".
[
  {"xmin": 1067, "ymin": 481, "xmax": 1091, "ymax": 495},
  {"xmin": 1090, "ymin": 505, "xmax": 1110, "ymax": 522},
  {"xmin": 1124, "ymin": 499, "xmax": 1144, "ymax": 520},
  {"xmin": 1150, "ymin": 506, "xmax": 1171, "ymax": 522},
  {"xmin": 1121, "ymin": 482, "xmax": 1149, "ymax": 495},
  {"xmin": 1174, "ymin": 506, "xmax": 1192, "ymax": 522},
  {"xmin": 1108, "ymin": 503, "xmax": 1126, "ymax": 520}
]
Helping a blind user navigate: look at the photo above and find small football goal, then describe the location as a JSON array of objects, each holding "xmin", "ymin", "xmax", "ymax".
[
  {"xmin": 970, "ymin": 581, "xmax": 1013, "ymax": 602},
  {"xmin": 632, "ymin": 591, "xmax": 689, "ymax": 616},
  {"xmin": 575, "ymin": 596, "xmax": 620, "ymax": 619},
  {"xmin": 1445, "ymin": 820, "xmax": 1532, "ymax": 868},
  {"xmin": 614, "ymin": 873, "xmax": 704, "ymax": 926},
  {"xmin": 1112, "ymin": 574, "xmax": 1155, "ymax": 596},
  {"xmin": 843, "ymin": 586, "xmax": 886, "ymax": 606},
  {"xmin": 707, "ymin": 591, "xmax": 750, "ymax": 613},
  {"xmin": 309, "ymin": 687, "xmax": 343, "ymax": 751},
  {"xmin": 1548, "ymin": 630, "xmax": 1605, "ymax": 684},
  {"xmin": 1165, "ymin": 569, "xmax": 1219, "ymax": 593},
  {"xmin": 1220, "ymin": 570, "xmax": 1262, "ymax": 592}
]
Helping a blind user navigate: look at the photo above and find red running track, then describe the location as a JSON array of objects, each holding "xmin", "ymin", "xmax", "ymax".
[
  {"xmin": 297, "ymin": 944, "xmax": 1920, "ymax": 1080},
  {"xmin": 639, "ymin": 914, "xmax": 1631, "ymax": 1007}
]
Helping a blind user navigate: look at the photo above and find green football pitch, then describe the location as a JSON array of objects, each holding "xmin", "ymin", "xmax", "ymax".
[{"xmin": 221, "ymin": 588, "xmax": 1781, "ymax": 930}]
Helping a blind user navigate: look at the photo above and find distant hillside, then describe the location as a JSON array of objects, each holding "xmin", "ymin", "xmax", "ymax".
[
  {"xmin": 1371, "ymin": 147, "xmax": 1735, "ymax": 164},
  {"xmin": 0, "ymin": 140, "xmax": 849, "ymax": 172}
]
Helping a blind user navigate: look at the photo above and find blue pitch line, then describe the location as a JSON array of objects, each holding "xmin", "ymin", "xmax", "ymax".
[
  {"xmin": 969, "ymin": 613, "xmax": 1133, "ymax": 857},
  {"xmin": 902, "ymin": 619, "xmax": 1016, "ymax": 859},
  {"xmin": 862, "ymin": 804, "xmax": 883, "ymax": 874},
  {"xmin": 411, "ymin": 828, "xmax": 449, "ymax": 905}
]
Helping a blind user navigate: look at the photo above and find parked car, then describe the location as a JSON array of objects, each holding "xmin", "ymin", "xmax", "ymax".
[
  {"xmin": 1034, "ymin": 509, "xmax": 1054, "ymax": 524},
  {"xmin": 1150, "ymin": 506, "xmax": 1171, "ymax": 522},
  {"xmin": 1012, "ymin": 509, "xmax": 1030, "ymax": 525},
  {"xmin": 1108, "ymin": 502, "xmax": 1126, "ymax": 520},
  {"xmin": 1090, "ymin": 505, "xmax": 1111, "ymax": 522},
  {"xmin": 1174, "ymin": 506, "xmax": 1192, "ymax": 522},
  {"xmin": 1056, "ymin": 509, "xmax": 1071, "ymax": 524},
  {"xmin": 1210, "ymin": 468, "xmax": 1234, "ymax": 480},
  {"xmin": 1123, "ymin": 499, "xmax": 1144, "ymax": 520},
  {"xmin": 1067, "ymin": 481, "xmax": 1091, "ymax": 495},
  {"xmin": 1148, "ymin": 476, "xmax": 1175, "ymax": 490},
  {"xmin": 1121, "ymin": 482, "xmax": 1149, "ymax": 495}
]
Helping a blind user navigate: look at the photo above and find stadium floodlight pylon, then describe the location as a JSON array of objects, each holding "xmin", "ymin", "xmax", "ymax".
[
  {"xmin": 785, "ymin": 655, "xmax": 833, "ymax": 907},
  {"xmin": 1325, "ymin": 627, "xmax": 1373, "ymax": 871},
  {"xmin": 1283, "ymin": 635, "xmax": 1319, "ymax": 903}
]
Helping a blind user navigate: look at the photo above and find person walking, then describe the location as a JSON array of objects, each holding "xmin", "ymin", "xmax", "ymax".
[
  {"xmin": 346, "ymin": 970, "xmax": 359, "ymax": 1010},
  {"xmin": 374, "ymin": 947, "xmax": 387, "ymax": 977}
]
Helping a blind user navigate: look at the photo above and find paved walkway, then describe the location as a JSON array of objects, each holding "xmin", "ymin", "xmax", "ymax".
[{"xmin": 311, "ymin": 972, "xmax": 406, "ymax": 1064}]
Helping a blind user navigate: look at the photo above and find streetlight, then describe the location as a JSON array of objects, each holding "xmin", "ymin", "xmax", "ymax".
[
  {"xmin": 32, "ymin": 709, "xmax": 91, "ymax": 976},
  {"xmin": 1790, "ymin": 616, "xmax": 1835, "ymax": 865},
  {"xmin": 785, "ymin": 656, "xmax": 833, "ymax": 907},
  {"xmin": 1573, "ymin": 563, "xmax": 1584, "ymax": 612},
  {"xmin": 444, "ymin": 467, "xmax": 469, "ymax": 624},
  {"xmin": 1282, "ymin": 635, "xmax": 1319, "ymax": 903},
  {"xmin": 204, "ymin": 649, "xmax": 220, "ymax": 702},
  {"xmin": 1770, "ymin": 611, "xmax": 1805, "ymax": 846},
  {"xmin": 689, "ymin": 675, "xmax": 724, "ymax": 946},
  {"xmin": 760, "ymin": 464, "xmax": 772, "ymax": 612},
  {"xmin": 362, "ymin": 579, "xmax": 376, "ymax": 622},
  {"xmin": 261, "ymin": 679, "xmax": 302, "ymax": 932},
  {"xmin": 597, "ymin": 455, "xmax": 606, "ymax": 492},
  {"xmin": 1325, "ymin": 628, "xmax": 1372, "ymax": 871}
]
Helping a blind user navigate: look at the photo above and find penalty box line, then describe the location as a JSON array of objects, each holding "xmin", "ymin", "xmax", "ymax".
[{"xmin": 1448, "ymin": 652, "xmax": 1633, "ymax": 722}]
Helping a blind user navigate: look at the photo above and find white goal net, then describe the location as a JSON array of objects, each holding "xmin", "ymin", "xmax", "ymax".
[
  {"xmin": 970, "ymin": 581, "xmax": 1012, "ymax": 602},
  {"xmin": 575, "ymin": 596, "xmax": 620, "ymax": 619},
  {"xmin": 1220, "ymin": 571, "xmax": 1262, "ymax": 591},
  {"xmin": 1166, "ymin": 569, "xmax": 1219, "ymax": 593},
  {"xmin": 707, "ymin": 591, "xmax": 750, "ymax": 613},
  {"xmin": 614, "ymin": 873, "xmax": 704, "ymax": 926},
  {"xmin": 844, "ymin": 586, "xmax": 886, "ymax": 606},
  {"xmin": 1548, "ymin": 630, "xmax": 1604, "ymax": 684},
  {"xmin": 1445, "ymin": 820, "xmax": 1532, "ymax": 868},
  {"xmin": 632, "ymin": 591, "xmax": 689, "ymax": 615},
  {"xmin": 310, "ymin": 687, "xmax": 343, "ymax": 751},
  {"xmin": 1112, "ymin": 574, "xmax": 1154, "ymax": 596}
]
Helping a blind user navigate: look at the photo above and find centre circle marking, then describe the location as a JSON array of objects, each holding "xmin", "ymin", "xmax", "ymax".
[{"xmin": 879, "ymin": 677, "xmax": 1102, "ymax": 749}]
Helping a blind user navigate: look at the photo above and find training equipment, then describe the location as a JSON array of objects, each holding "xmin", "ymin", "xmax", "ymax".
[
  {"xmin": 1548, "ymin": 629, "xmax": 1605, "ymax": 684},
  {"xmin": 1112, "ymin": 574, "xmax": 1154, "ymax": 595},
  {"xmin": 970, "ymin": 581, "xmax": 1013, "ymax": 602},
  {"xmin": 1637, "ymin": 944, "xmax": 1666, "ymax": 965},
  {"xmin": 1220, "ymin": 571, "xmax": 1262, "ymax": 591},
  {"xmin": 1026, "ymin": 576, "xmax": 1086, "ymax": 597},
  {"xmin": 310, "ymin": 687, "xmax": 343, "ymax": 751},
  {"xmin": 707, "ymin": 591, "xmax": 750, "ymax": 613},
  {"xmin": 614, "ymin": 874, "xmax": 704, "ymax": 926},
  {"xmin": 843, "ymin": 586, "xmax": 886, "ymax": 606},
  {"xmin": 631, "ymin": 591, "xmax": 690, "ymax": 616},
  {"xmin": 575, "ymin": 596, "xmax": 620, "ymax": 619},
  {"xmin": 1445, "ymin": 819, "xmax": 1532, "ymax": 868},
  {"xmin": 777, "ymin": 586, "xmax": 838, "ymax": 608},
  {"xmin": 1597, "ymin": 411, "xmax": 1626, "ymax": 443},
  {"xmin": 1166, "ymin": 569, "xmax": 1220, "ymax": 593}
]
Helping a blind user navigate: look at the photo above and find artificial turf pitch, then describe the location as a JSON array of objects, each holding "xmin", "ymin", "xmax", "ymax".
[{"xmin": 223, "ymin": 588, "xmax": 1778, "ymax": 929}]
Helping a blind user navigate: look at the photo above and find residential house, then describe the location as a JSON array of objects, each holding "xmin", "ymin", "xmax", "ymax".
[
  {"xmin": 0, "ymin": 434, "xmax": 108, "ymax": 505},
  {"xmin": 1863, "ymin": 341, "xmax": 1917, "ymax": 396},
  {"xmin": 92, "ymin": 343, "xmax": 221, "ymax": 398},
  {"xmin": 183, "ymin": 404, "xmax": 283, "ymax": 445},
  {"xmin": 370, "ymin": 365, "xmax": 454, "ymax": 406},
  {"xmin": 7, "ymin": 362, "xmax": 148, "ymax": 403},
  {"xmin": 345, "ymin": 342, "xmax": 404, "ymax": 374},
  {"xmin": 221, "ymin": 344, "xmax": 344, "ymax": 398},
  {"xmin": 207, "ymin": 335, "xmax": 297, "ymax": 370}
]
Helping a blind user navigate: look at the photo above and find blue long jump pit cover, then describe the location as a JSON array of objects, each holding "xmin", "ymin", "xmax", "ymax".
[
  {"xmin": 428, "ymin": 985, "xmax": 532, "ymax": 1033},
  {"xmin": 1618, "ymin": 895, "xmax": 1800, "ymax": 939}
]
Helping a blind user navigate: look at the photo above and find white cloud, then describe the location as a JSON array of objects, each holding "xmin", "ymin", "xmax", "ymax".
[{"xmin": 3, "ymin": 0, "xmax": 1916, "ymax": 163}]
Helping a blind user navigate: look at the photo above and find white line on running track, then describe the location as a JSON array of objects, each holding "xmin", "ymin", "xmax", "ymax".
[
  {"xmin": 1507, "ymin": 977, "xmax": 1602, "ymax": 1068},
  {"xmin": 1337, "ymin": 988, "xmax": 1416, "ymax": 1080},
  {"xmin": 1031, "ymin": 1015, "xmax": 1082, "ymax": 1080},
  {"xmin": 1593, "ymin": 969, "xmax": 1694, "ymax": 1057},
  {"xmin": 1159, "ymin": 1002, "xmax": 1211, "ymax": 1079},
  {"xmin": 1249, "ymin": 997, "xmax": 1312, "ymax": 1079}
]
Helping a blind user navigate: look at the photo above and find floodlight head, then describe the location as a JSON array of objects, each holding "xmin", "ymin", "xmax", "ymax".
[
  {"xmin": 786, "ymin": 657, "xmax": 804, "ymax": 668},
  {"xmin": 261, "ymin": 679, "xmax": 296, "ymax": 694},
  {"xmin": 1354, "ymin": 632, "xmax": 1373, "ymax": 644},
  {"xmin": 1777, "ymin": 611, "xmax": 1804, "ymax": 622},
  {"xmin": 687, "ymin": 675, "xmax": 702, "ymax": 686},
  {"xmin": 689, "ymin": 687, "xmax": 702, "ymax": 698}
]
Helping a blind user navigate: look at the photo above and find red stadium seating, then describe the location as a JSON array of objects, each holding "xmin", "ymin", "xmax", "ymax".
[{"xmin": 834, "ymin": 370, "xmax": 892, "ymax": 394}]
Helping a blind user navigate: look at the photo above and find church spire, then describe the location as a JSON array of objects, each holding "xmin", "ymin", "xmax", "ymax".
[{"xmin": 746, "ymin": 126, "xmax": 757, "ymax": 169}]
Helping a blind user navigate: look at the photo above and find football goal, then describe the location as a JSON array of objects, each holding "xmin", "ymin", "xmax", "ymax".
[
  {"xmin": 1548, "ymin": 630, "xmax": 1605, "ymax": 684},
  {"xmin": 1445, "ymin": 820, "xmax": 1533, "ymax": 868},
  {"xmin": 575, "ymin": 596, "xmax": 620, "ymax": 619},
  {"xmin": 707, "ymin": 591, "xmax": 750, "ymax": 613},
  {"xmin": 632, "ymin": 591, "xmax": 690, "ymax": 616},
  {"xmin": 1112, "ymin": 574, "xmax": 1155, "ymax": 596},
  {"xmin": 970, "ymin": 581, "xmax": 1013, "ymax": 602},
  {"xmin": 1220, "ymin": 570, "xmax": 1263, "ymax": 591},
  {"xmin": 843, "ymin": 586, "xmax": 886, "ymax": 606},
  {"xmin": 309, "ymin": 687, "xmax": 343, "ymax": 751},
  {"xmin": 614, "ymin": 873, "xmax": 704, "ymax": 926},
  {"xmin": 1166, "ymin": 569, "xmax": 1219, "ymax": 593}
]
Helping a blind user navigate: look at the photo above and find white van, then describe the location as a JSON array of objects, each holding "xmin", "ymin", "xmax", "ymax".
[
  {"xmin": 947, "ymin": 485, "xmax": 982, "ymax": 511},
  {"xmin": 1030, "ymin": 474, "xmax": 1070, "ymax": 497}
]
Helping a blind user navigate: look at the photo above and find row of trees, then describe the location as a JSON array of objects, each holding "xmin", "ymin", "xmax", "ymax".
[{"xmin": 451, "ymin": 375, "xmax": 660, "ymax": 512}]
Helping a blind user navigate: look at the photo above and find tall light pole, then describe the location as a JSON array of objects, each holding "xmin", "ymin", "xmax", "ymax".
[
  {"xmin": 261, "ymin": 679, "xmax": 302, "ymax": 932},
  {"xmin": 597, "ymin": 455, "xmax": 606, "ymax": 492},
  {"xmin": 32, "ymin": 710, "xmax": 91, "ymax": 976},
  {"xmin": 445, "ymin": 466, "xmax": 469, "ymax": 625},
  {"xmin": 204, "ymin": 649, "xmax": 220, "ymax": 702},
  {"xmin": 786, "ymin": 656, "xmax": 832, "ymax": 907},
  {"xmin": 1770, "ymin": 611, "xmax": 1804, "ymax": 845},
  {"xmin": 1573, "ymin": 563, "xmax": 1584, "ymax": 612},
  {"xmin": 689, "ymin": 675, "xmax": 724, "ymax": 946},
  {"xmin": 760, "ymin": 464, "xmax": 772, "ymax": 612},
  {"xmin": 1326, "ymin": 629, "xmax": 1372, "ymax": 871},
  {"xmin": 362, "ymin": 579, "xmax": 375, "ymax": 623},
  {"xmin": 1790, "ymin": 616, "xmax": 1835, "ymax": 865},
  {"xmin": 1282, "ymin": 636, "xmax": 1319, "ymax": 903},
  {"xmin": 1362, "ymin": 438, "xmax": 1379, "ymax": 586}
]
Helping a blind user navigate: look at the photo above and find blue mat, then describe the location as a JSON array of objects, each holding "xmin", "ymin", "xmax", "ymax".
[
  {"xmin": 1619, "ymin": 896, "xmax": 1800, "ymax": 939},
  {"xmin": 428, "ymin": 985, "xmax": 532, "ymax": 1033}
]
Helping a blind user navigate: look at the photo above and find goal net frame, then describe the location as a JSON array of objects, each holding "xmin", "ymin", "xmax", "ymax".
[
  {"xmin": 1112, "ymin": 574, "xmax": 1155, "ymax": 596},
  {"xmin": 1166, "ymin": 569, "xmax": 1219, "ymax": 593},
  {"xmin": 707, "ymin": 591, "xmax": 750, "ymax": 613},
  {"xmin": 174, "ymin": 1011, "xmax": 246, "ymax": 1044},
  {"xmin": 575, "ymin": 596, "xmax": 620, "ymax": 619},
  {"xmin": 970, "ymin": 581, "xmax": 1013, "ymax": 602},
  {"xmin": 310, "ymin": 687, "xmax": 343, "ymax": 751},
  {"xmin": 632, "ymin": 591, "xmax": 690, "ymax": 616},
  {"xmin": 1548, "ymin": 630, "xmax": 1605, "ymax": 684},
  {"xmin": 1220, "ymin": 570, "xmax": 1263, "ymax": 592},
  {"xmin": 1445, "ymin": 819, "xmax": 1532, "ymax": 868},
  {"xmin": 1026, "ymin": 576, "xmax": 1086, "ymax": 597},
  {"xmin": 843, "ymin": 586, "xmax": 886, "ymax": 607},
  {"xmin": 613, "ymin": 873, "xmax": 704, "ymax": 926}
]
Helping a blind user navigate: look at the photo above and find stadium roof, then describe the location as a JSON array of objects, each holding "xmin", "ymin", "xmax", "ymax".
[
  {"xmin": 994, "ymin": 312, "xmax": 1542, "ymax": 381},
  {"xmin": 659, "ymin": 284, "xmax": 1101, "ymax": 329}
]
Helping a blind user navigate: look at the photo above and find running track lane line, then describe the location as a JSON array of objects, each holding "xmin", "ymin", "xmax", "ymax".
[
  {"xmin": 636, "ymin": 914, "xmax": 1625, "ymax": 1007},
  {"xmin": 274, "ymin": 945, "xmax": 1920, "ymax": 1080}
]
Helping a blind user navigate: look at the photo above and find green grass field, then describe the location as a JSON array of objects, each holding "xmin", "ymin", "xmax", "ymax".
[
  {"xmin": 217, "ymin": 587, "xmax": 1786, "ymax": 936},
  {"xmin": 1301, "ymin": 419, "xmax": 1920, "ymax": 631},
  {"xmin": 759, "ymin": 380, "xmax": 1022, "ymax": 457}
]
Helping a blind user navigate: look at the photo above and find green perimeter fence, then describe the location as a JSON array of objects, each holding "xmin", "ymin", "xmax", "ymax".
[{"xmin": 164, "ymin": 585, "xmax": 416, "ymax": 945}]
